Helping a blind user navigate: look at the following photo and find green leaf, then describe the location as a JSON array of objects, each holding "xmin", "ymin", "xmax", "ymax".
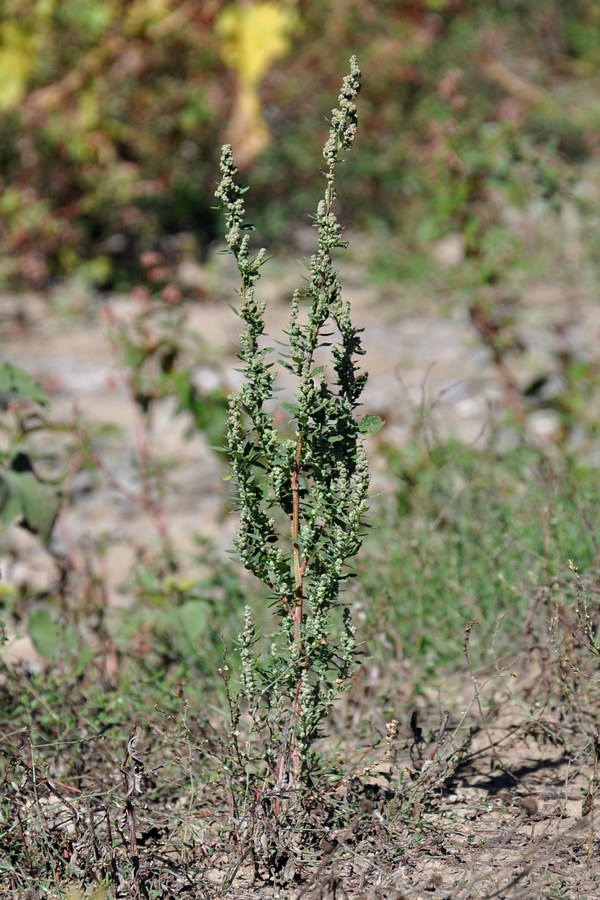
[
  {"xmin": 178, "ymin": 599, "xmax": 210, "ymax": 643},
  {"xmin": 0, "ymin": 363, "xmax": 49, "ymax": 407},
  {"xmin": 75, "ymin": 643, "xmax": 94, "ymax": 677},
  {"xmin": 138, "ymin": 569, "xmax": 160, "ymax": 593},
  {"xmin": 62, "ymin": 622, "xmax": 78, "ymax": 651},
  {"xmin": 359, "ymin": 414, "xmax": 384, "ymax": 435},
  {"xmin": 0, "ymin": 581, "xmax": 16, "ymax": 600},
  {"xmin": 28, "ymin": 609, "xmax": 58, "ymax": 659},
  {"xmin": 0, "ymin": 466, "xmax": 61, "ymax": 543}
]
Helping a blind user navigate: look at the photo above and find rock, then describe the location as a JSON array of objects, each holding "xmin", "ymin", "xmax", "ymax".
[
  {"xmin": 431, "ymin": 233, "xmax": 465, "ymax": 268},
  {"xmin": 1, "ymin": 635, "xmax": 46, "ymax": 673}
]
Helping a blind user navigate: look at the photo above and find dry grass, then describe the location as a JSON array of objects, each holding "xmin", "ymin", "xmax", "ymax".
[{"xmin": 2, "ymin": 570, "xmax": 600, "ymax": 898}]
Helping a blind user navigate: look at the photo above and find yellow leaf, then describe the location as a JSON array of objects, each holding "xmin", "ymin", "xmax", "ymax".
[
  {"xmin": 216, "ymin": 2, "xmax": 299, "ymax": 88},
  {"xmin": 125, "ymin": 0, "xmax": 170, "ymax": 36},
  {"xmin": 78, "ymin": 87, "xmax": 100, "ymax": 129},
  {"xmin": 33, "ymin": 0, "xmax": 57, "ymax": 22},
  {"xmin": 0, "ymin": 22, "xmax": 39, "ymax": 110},
  {"xmin": 0, "ymin": 581, "xmax": 16, "ymax": 599},
  {"xmin": 226, "ymin": 82, "xmax": 270, "ymax": 164}
]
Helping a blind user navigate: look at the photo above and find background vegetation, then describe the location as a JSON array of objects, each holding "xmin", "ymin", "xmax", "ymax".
[
  {"xmin": 1, "ymin": 0, "xmax": 599, "ymax": 287},
  {"xmin": 2, "ymin": 2, "xmax": 600, "ymax": 896}
]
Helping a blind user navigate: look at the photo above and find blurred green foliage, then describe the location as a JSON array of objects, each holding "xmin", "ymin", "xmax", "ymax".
[
  {"xmin": 0, "ymin": 362, "xmax": 62, "ymax": 546},
  {"xmin": 357, "ymin": 439, "xmax": 600, "ymax": 674},
  {"xmin": 0, "ymin": 0, "xmax": 599, "ymax": 286},
  {"xmin": 0, "ymin": 0, "xmax": 224, "ymax": 286},
  {"xmin": 252, "ymin": 0, "xmax": 600, "ymax": 253}
]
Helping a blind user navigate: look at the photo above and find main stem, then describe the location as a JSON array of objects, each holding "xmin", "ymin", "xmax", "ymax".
[
  {"xmin": 287, "ymin": 432, "xmax": 304, "ymax": 783},
  {"xmin": 291, "ymin": 434, "xmax": 304, "ymax": 645},
  {"xmin": 286, "ymin": 161, "xmax": 339, "ymax": 785}
]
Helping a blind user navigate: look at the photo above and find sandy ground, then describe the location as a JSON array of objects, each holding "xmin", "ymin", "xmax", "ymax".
[
  {"xmin": 1, "ymin": 256, "xmax": 597, "ymax": 604},
  {"xmin": 2, "ymin": 259, "xmax": 600, "ymax": 896}
]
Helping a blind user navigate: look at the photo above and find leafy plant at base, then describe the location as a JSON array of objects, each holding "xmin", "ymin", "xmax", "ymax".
[
  {"xmin": 216, "ymin": 57, "xmax": 378, "ymax": 831},
  {"xmin": 0, "ymin": 362, "xmax": 61, "ymax": 545},
  {"xmin": 105, "ymin": 258, "xmax": 229, "ymax": 446},
  {"xmin": 0, "ymin": 363, "xmax": 65, "ymax": 660}
]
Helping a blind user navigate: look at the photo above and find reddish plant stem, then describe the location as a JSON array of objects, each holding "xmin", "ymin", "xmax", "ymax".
[
  {"xmin": 291, "ymin": 434, "xmax": 304, "ymax": 646},
  {"xmin": 287, "ymin": 434, "xmax": 308, "ymax": 783}
]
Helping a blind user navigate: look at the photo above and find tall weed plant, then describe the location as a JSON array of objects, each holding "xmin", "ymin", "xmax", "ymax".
[{"xmin": 216, "ymin": 58, "xmax": 378, "ymax": 816}]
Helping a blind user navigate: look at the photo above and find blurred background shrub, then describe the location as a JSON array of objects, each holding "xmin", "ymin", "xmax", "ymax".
[{"xmin": 1, "ymin": 0, "xmax": 599, "ymax": 288}]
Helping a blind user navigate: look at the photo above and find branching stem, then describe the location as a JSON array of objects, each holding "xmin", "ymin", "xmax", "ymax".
[{"xmin": 216, "ymin": 56, "xmax": 371, "ymax": 802}]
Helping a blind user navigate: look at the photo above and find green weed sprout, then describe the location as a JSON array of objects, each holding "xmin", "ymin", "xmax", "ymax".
[{"xmin": 216, "ymin": 57, "xmax": 375, "ymax": 798}]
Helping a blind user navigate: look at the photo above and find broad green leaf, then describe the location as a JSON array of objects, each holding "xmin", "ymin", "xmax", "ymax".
[
  {"xmin": 179, "ymin": 599, "xmax": 209, "ymax": 643},
  {"xmin": 359, "ymin": 414, "xmax": 384, "ymax": 435},
  {"xmin": 62, "ymin": 622, "xmax": 78, "ymax": 651},
  {"xmin": 28, "ymin": 609, "xmax": 58, "ymax": 659},
  {"xmin": 75, "ymin": 643, "xmax": 94, "ymax": 677},
  {"xmin": 0, "ymin": 467, "xmax": 61, "ymax": 543},
  {"xmin": 58, "ymin": 0, "xmax": 115, "ymax": 38},
  {"xmin": 0, "ymin": 363, "xmax": 49, "ymax": 407},
  {"xmin": 0, "ymin": 472, "xmax": 23, "ymax": 531},
  {"xmin": 138, "ymin": 569, "xmax": 160, "ymax": 593}
]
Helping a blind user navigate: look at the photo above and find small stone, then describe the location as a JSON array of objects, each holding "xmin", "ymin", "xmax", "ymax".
[
  {"xmin": 517, "ymin": 796, "xmax": 539, "ymax": 817},
  {"xmin": 1, "ymin": 635, "xmax": 46, "ymax": 673},
  {"xmin": 431, "ymin": 233, "xmax": 465, "ymax": 268}
]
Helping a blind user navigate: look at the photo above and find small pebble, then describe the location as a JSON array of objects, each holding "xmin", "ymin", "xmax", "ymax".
[{"xmin": 517, "ymin": 796, "xmax": 538, "ymax": 817}]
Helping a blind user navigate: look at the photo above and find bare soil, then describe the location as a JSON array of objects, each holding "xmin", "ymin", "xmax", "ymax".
[
  {"xmin": 2, "ymin": 261, "xmax": 600, "ymax": 897},
  {"xmin": 2, "ymin": 259, "xmax": 598, "ymax": 602}
]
